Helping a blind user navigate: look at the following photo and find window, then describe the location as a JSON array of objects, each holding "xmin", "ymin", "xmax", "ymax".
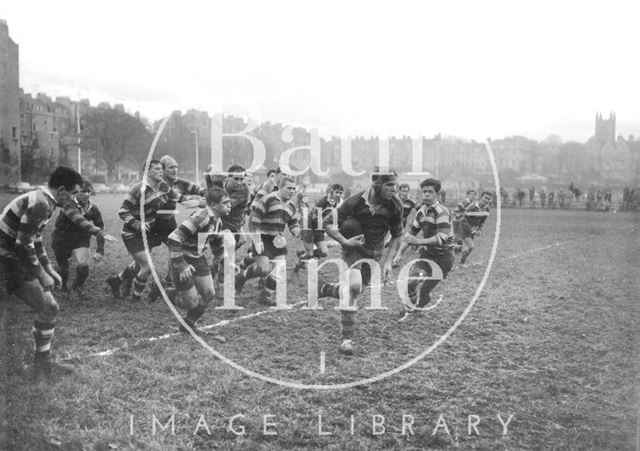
[{"xmin": 12, "ymin": 127, "xmax": 17, "ymax": 139}]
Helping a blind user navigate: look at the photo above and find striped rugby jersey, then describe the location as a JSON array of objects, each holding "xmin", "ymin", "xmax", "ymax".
[
  {"xmin": 53, "ymin": 199, "xmax": 106, "ymax": 254},
  {"xmin": 118, "ymin": 180, "xmax": 186, "ymax": 239},
  {"xmin": 0, "ymin": 188, "xmax": 103, "ymax": 274},
  {"xmin": 409, "ymin": 201, "xmax": 453, "ymax": 257},
  {"xmin": 250, "ymin": 191, "xmax": 299, "ymax": 236},
  {"xmin": 453, "ymin": 198, "xmax": 474, "ymax": 224},
  {"xmin": 251, "ymin": 178, "xmax": 277, "ymax": 206},
  {"xmin": 158, "ymin": 177, "xmax": 206, "ymax": 221},
  {"xmin": 167, "ymin": 207, "xmax": 223, "ymax": 260}
]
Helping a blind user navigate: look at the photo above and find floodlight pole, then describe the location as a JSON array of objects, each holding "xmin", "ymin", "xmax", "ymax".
[
  {"xmin": 191, "ymin": 130, "xmax": 199, "ymax": 184},
  {"xmin": 76, "ymin": 103, "xmax": 82, "ymax": 174}
]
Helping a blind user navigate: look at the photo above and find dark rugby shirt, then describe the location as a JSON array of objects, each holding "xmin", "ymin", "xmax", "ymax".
[
  {"xmin": 158, "ymin": 177, "xmax": 206, "ymax": 221},
  {"xmin": 0, "ymin": 189, "xmax": 102, "ymax": 274},
  {"xmin": 401, "ymin": 197, "xmax": 417, "ymax": 226},
  {"xmin": 302, "ymin": 195, "xmax": 338, "ymax": 230},
  {"xmin": 168, "ymin": 206, "xmax": 223, "ymax": 261},
  {"xmin": 325, "ymin": 188, "xmax": 403, "ymax": 250},
  {"xmin": 53, "ymin": 199, "xmax": 105, "ymax": 254},
  {"xmin": 222, "ymin": 178, "xmax": 250, "ymax": 232},
  {"xmin": 118, "ymin": 181, "xmax": 186, "ymax": 239},
  {"xmin": 461, "ymin": 202, "xmax": 490, "ymax": 230},
  {"xmin": 250, "ymin": 191, "xmax": 299, "ymax": 236},
  {"xmin": 409, "ymin": 201, "xmax": 453, "ymax": 257}
]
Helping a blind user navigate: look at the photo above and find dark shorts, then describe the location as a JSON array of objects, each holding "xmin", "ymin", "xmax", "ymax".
[
  {"xmin": 459, "ymin": 224, "xmax": 476, "ymax": 240},
  {"xmin": 0, "ymin": 256, "xmax": 37, "ymax": 296},
  {"xmin": 341, "ymin": 245, "xmax": 384, "ymax": 287},
  {"xmin": 170, "ymin": 255, "xmax": 211, "ymax": 291},
  {"xmin": 153, "ymin": 218, "xmax": 178, "ymax": 245},
  {"xmin": 122, "ymin": 232, "xmax": 164, "ymax": 254},
  {"xmin": 252, "ymin": 234, "xmax": 287, "ymax": 258},
  {"xmin": 52, "ymin": 232, "xmax": 91, "ymax": 263},
  {"xmin": 414, "ymin": 251, "xmax": 454, "ymax": 279},
  {"xmin": 301, "ymin": 229, "xmax": 326, "ymax": 244}
]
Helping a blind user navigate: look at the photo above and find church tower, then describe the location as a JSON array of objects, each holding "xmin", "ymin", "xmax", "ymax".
[{"xmin": 595, "ymin": 111, "xmax": 616, "ymax": 145}]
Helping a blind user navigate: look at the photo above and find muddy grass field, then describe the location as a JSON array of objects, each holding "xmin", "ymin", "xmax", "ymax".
[{"xmin": 1, "ymin": 193, "xmax": 638, "ymax": 450}]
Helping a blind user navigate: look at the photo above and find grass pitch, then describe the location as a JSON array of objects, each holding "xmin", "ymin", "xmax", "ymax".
[{"xmin": 1, "ymin": 193, "xmax": 638, "ymax": 450}]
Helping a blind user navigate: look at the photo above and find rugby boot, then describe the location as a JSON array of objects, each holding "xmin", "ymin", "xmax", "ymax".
[
  {"xmin": 338, "ymin": 339, "xmax": 354, "ymax": 356},
  {"xmin": 106, "ymin": 275, "xmax": 122, "ymax": 299},
  {"xmin": 24, "ymin": 353, "xmax": 74, "ymax": 381}
]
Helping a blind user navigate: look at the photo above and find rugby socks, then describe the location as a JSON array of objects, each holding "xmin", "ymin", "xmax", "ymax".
[
  {"xmin": 32, "ymin": 321, "xmax": 55, "ymax": 357},
  {"xmin": 319, "ymin": 282, "xmax": 340, "ymax": 299},
  {"xmin": 118, "ymin": 262, "xmax": 139, "ymax": 281},
  {"xmin": 59, "ymin": 262, "xmax": 70, "ymax": 290},
  {"xmin": 72, "ymin": 264, "xmax": 89, "ymax": 289},
  {"xmin": 340, "ymin": 311, "xmax": 356, "ymax": 340},
  {"xmin": 262, "ymin": 274, "xmax": 277, "ymax": 299},
  {"xmin": 184, "ymin": 304, "xmax": 207, "ymax": 328},
  {"xmin": 132, "ymin": 274, "xmax": 148, "ymax": 298}
]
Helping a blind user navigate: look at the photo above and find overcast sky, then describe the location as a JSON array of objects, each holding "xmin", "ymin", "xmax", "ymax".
[{"xmin": 1, "ymin": 0, "xmax": 639, "ymax": 142}]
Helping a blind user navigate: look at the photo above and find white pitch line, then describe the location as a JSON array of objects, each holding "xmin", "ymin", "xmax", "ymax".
[{"xmin": 63, "ymin": 233, "xmax": 604, "ymax": 362}]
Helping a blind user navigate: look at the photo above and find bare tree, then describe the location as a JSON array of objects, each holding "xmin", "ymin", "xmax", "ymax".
[{"xmin": 84, "ymin": 106, "xmax": 151, "ymax": 181}]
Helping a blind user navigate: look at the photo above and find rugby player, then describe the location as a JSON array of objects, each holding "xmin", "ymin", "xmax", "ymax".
[
  {"xmin": 317, "ymin": 170, "xmax": 403, "ymax": 355},
  {"xmin": 393, "ymin": 178, "xmax": 454, "ymax": 321},
  {"xmin": 1, "ymin": 167, "xmax": 88, "ymax": 379},
  {"xmin": 106, "ymin": 159, "xmax": 192, "ymax": 302},
  {"xmin": 205, "ymin": 165, "xmax": 251, "ymax": 299},
  {"xmin": 293, "ymin": 183, "xmax": 344, "ymax": 274},
  {"xmin": 235, "ymin": 176, "xmax": 301, "ymax": 306},
  {"xmin": 52, "ymin": 177, "xmax": 117, "ymax": 296},
  {"xmin": 165, "ymin": 186, "xmax": 231, "ymax": 334},
  {"xmin": 398, "ymin": 183, "xmax": 418, "ymax": 229},
  {"xmin": 452, "ymin": 188, "xmax": 477, "ymax": 253},
  {"xmin": 458, "ymin": 190, "xmax": 492, "ymax": 265},
  {"xmin": 145, "ymin": 155, "xmax": 205, "ymax": 302}
]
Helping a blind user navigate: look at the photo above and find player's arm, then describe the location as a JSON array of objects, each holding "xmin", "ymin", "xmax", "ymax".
[
  {"xmin": 383, "ymin": 201, "xmax": 404, "ymax": 268},
  {"xmin": 323, "ymin": 198, "xmax": 364, "ymax": 248},
  {"xmin": 248, "ymin": 199, "xmax": 267, "ymax": 253},
  {"xmin": 92, "ymin": 206, "xmax": 106, "ymax": 256},
  {"xmin": 16, "ymin": 203, "xmax": 58, "ymax": 287},
  {"xmin": 287, "ymin": 204, "xmax": 301, "ymax": 238},
  {"xmin": 118, "ymin": 186, "xmax": 145, "ymax": 232},
  {"xmin": 167, "ymin": 215, "xmax": 200, "ymax": 282},
  {"xmin": 61, "ymin": 199, "xmax": 112, "ymax": 242}
]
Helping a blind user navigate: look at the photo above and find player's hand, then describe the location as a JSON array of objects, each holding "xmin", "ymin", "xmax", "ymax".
[
  {"xmin": 45, "ymin": 265, "xmax": 62, "ymax": 287},
  {"xmin": 382, "ymin": 262, "xmax": 393, "ymax": 284},
  {"xmin": 253, "ymin": 240, "xmax": 264, "ymax": 255},
  {"xmin": 38, "ymin": 267, "xmax": 56, "ymax": 290},
  {"xmin": 290, "ymin": 226, "xmax": 300, "ymax": 238},
  {"xmin": 402, "ymin": 233, "xmax": 420, "ymax": 245},
  {"xmin": 392, "ymin": 255, "xmax": 402, "ymax": 268},
  {"xmin": 344, "ymin": 234, "xmax": 365, "ymax": 248},
  {"xmin": 104, "ymin": 234, "xmax": 118, "ymax": 243},
  {"xmin": 93, "ymin": 253, "xmax": 103, "ymax": 262},
  {"xmin": 179, "ymin": 265, "xmax": 195, "ymax": 282},
  {"xmin": 182, "ymin": 199, "xmax": 201, "ymax": 209}
]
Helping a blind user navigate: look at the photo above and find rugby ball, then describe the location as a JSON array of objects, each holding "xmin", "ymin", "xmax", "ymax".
[{"xmin": 340, "ymin": 217, "xmax": 363, "ymax": 238}]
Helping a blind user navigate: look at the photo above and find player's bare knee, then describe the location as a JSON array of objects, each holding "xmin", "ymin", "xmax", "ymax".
[{"xmin": 41, "ymin": 294, "xmax": 60, "ymax": 319}]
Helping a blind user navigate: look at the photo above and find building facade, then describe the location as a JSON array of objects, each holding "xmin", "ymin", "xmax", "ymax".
[{"xmin": 0, "ymin": 19, "xmax": 20, "ymax": 186}]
